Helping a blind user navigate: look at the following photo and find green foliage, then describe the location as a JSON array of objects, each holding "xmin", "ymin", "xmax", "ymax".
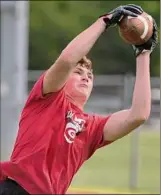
[{"xmin": 29, "ymin": 1, "xmax": 160, "ymax": 76}]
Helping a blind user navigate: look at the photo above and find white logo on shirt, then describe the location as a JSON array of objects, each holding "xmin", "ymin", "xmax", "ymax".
[{"xmin": 64, "ymin": 111, "xmax": 85, "ymax": 144}]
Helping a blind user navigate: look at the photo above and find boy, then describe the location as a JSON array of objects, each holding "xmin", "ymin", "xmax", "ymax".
[{"xmin": 0, "ymin": 4, "xmax": 158, "ymax": 194}]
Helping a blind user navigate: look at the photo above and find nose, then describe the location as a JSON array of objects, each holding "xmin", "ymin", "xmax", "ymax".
[{"xmin": 82, "ymin": 74, "xmax": 89, "ymax": 83}]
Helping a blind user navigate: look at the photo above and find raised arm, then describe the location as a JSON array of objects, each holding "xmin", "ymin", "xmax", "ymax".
[
  {"xmin": 43, "ymin": 6, "xmax": 138, "ymax": 95},
  {"xmin": 43, "ymin": 18, "xmax": 106, "ymax": 94},
  {"xmin": 103, "ymin": 18, "xmax": 158, "ymax": 141}
]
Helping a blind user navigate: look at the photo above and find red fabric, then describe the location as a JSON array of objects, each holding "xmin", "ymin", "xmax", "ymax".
[{"xmin": 0, "ymin": 72, "xmax": 112, "ymax": 194}]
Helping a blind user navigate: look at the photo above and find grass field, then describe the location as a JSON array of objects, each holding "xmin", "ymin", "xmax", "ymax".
[{"xmin": 68, "ymin": 130, "xmax": 160, "ymax": 194}]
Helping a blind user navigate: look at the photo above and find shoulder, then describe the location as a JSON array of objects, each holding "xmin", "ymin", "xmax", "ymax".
[
  {"xmin": 87, "ymin": 113, "xmax": 111, "ymax": 127},
  {"xmin": 26, "ymin": 71, "xmax": 67, "ymax": 103},
  {"xmin": 83, "ymin": 113, "xmax": 111, "ymax": 137}
]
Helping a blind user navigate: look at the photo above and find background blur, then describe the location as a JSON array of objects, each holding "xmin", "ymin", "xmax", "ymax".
[{"xmin": 1, "ymin": 1, "xmax": 160, "ymax": 194}]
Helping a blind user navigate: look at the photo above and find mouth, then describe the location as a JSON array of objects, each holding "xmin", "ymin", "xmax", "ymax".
[{"xmin": 79, "ymin": 84, "xmax": 88, "ymax": 88}]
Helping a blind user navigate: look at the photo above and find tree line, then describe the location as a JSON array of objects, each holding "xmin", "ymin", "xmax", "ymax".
[{"xmin": 29, "ymin": 1, "xmax": 160, "ymax": 76}]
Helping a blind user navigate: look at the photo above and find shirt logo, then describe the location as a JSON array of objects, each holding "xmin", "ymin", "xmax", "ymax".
[{"xmin": 64, "ymin": 111, "xmax": 85, "ymax": 144}]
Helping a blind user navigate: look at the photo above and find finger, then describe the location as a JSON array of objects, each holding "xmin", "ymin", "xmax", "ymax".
[
  {"xmin": 153, "ymin": 31, "xmax": 158, "ymax": 42},
  {"xmin": 152, "ymin": 20, "xmax": 158, "ymax": 40},
  {"xmin": 153, "ymin": 19, "xmax": 158, "ymax": 30},
  {"xmin": 108, "ymin": 10, "xmax": 114, "ymax": 14},
  {"xmin": 122, "ymin": 9, "xmax": 138, "ymax": 17},
  {"xmin": 124, "ymin": 7, "xmax": 142, "ymax": 15},
  {"xmin": 126, "ymin": 4, "xmax": 143, "ymax": 12},
  {"xmin": 108, "ymin": 6, "xmax": 122, "ymax": 14},
  {"xmin": 123, "ymin": 6, "xmax": 143, "ymax": 15},
  {"xmin": 108, "ymin": 7, "xmax": 119, "ymax": 15},
  {"xmin": 151, "ymin": 27, "xmax": 157, "ymax": 40}
]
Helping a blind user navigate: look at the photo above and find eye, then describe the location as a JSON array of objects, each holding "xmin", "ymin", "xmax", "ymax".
[
  {"xmin": 75, "ymin": 71, "xmax": 81, "ymax": 75},
  {"xmin": 88, "ymin": 75, "xmax": 92, "ymax": 80}
]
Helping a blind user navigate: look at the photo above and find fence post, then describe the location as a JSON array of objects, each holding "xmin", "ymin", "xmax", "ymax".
[
  {"xmin": 1, "ymin": 1, "xmax": 29, "ymax": 160},
  {"xmin": 123, "ymin": 74, "xmax": 140, "ymax": 189}
]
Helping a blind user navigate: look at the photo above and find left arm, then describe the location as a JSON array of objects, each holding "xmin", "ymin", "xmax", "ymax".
[
  {"xmin": 103, "ymin": 51, "xmax": 151, "ymax": 141},
  {"xmin": 103, "ymin": 15, "xmax": 158, "ymax": 142}
]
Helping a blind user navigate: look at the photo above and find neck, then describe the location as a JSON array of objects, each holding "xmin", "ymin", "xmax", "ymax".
[{"xmin": 66, "ymin": 93, "xmax": 86, "ymax": 111}]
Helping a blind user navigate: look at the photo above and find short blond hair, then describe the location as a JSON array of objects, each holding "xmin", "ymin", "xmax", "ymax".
[{"xmin": 77, "ymin": 56, "xmax": 92, "ymax": 71}]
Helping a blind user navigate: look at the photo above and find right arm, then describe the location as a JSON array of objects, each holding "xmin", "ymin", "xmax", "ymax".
[
  {"xmin": 43, "ymin": 5, "xmax": 139, "ymax": 95},
  {"xmin": 43, "ymin": 18, "xmax": 106, "ymax": 94}
]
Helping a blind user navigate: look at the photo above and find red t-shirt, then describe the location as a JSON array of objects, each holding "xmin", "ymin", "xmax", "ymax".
[{"xmin": 0, "ymin": 73, "xmax": 112, "ymax": 194}]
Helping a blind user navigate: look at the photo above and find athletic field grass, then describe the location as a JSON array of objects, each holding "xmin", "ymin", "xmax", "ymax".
[{"xmin": 68, "ymin": 130, "xmax": 160, "ymax": 194}]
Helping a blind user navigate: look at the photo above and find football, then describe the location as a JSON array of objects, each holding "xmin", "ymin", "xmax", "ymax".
[{"xmin": 118, "ymin": 12, "xmax": 153, "ymax": 45}]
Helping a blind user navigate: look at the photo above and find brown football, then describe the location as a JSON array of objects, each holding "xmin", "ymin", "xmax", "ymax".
[{"xmin": 118, "ymin": 12, "xmax": 153, "ymax": 45}]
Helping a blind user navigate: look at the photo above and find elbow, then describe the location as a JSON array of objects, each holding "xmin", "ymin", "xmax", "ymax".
[
  {"xmin": 141, "ymin": 110, "xmax": 151, "ymax": 121},
  {"xmin": 137, "ymin": 110, "xmax": 151, "ymax": 123},
  {"xmin": 131, "ymin": 115, "xmax": 149, "ymax": 128},
  {"xmin": 135, "ymin": 114, "xmax": 150, "ymax": 125},
  {"xmin": 130, "ymin": 108, "xmax": 151, "ymax": 125}
]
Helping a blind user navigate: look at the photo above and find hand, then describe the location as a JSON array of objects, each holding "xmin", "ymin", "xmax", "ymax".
[
  {"xmin": 132, "ymin": 19, "xmax": 158, "ymax": 57},
  {"xmin": 100, "ymin": 4, "xmax": 143, "ymax": 28}
]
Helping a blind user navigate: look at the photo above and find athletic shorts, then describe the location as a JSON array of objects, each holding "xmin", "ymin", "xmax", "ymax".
[{"xmin": 0, "ymin": 178, "xmax": 29, "ymax": 195}]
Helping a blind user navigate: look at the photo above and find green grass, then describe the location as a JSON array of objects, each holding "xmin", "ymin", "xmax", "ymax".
[{"xmin": 69, "ymin": 130, "xmax": 160, "ymax": 194}]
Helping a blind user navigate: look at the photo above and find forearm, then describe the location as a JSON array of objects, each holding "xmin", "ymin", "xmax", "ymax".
[
  {"xmin": 60, "ymin": 18, "xmax": 106, "ymax": 65},
  {"xmin": 131, "ymin": 52, "xmax": 151, "ymax": 119}
]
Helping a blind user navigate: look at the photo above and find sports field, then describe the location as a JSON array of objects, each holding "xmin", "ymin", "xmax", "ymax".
[{"xmin": 68, "ymin": 130, "xmax": 160, "ymax": 194}]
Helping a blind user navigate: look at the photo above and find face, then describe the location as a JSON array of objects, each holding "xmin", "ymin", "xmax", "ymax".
[{"xmin": 65, "ymin": 65, "xmax": 94, "ymax": 102}]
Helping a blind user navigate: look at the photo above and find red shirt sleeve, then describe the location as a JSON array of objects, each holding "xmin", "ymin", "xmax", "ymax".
[
  {"xmin": 29, "ymin": 72, "xmax": 47, "ymax": 99},
  {"xmin": 86, "ymin": 114, "xmax": 114, "ymax": 159},
  {"xmin": 27, "ymin": 71, "xmax": 64, "ymax": 102}
]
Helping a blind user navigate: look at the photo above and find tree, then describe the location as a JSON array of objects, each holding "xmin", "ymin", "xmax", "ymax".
[{"xmin": 29, "ymin": 1, "xmax": 160, "ymax": 76}]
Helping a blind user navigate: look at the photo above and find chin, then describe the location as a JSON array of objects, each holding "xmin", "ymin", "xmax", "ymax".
[
  {"xmin": 75, "ymin": 89, "xmax": 87, "ymax": 98},
  {"xmin": 78, "ymin": 88, "xmax": 88, "ymax": 95}
]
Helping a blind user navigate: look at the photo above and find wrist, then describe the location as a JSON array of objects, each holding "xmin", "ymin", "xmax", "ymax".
[
  {"xmin": 98, "ymin": 14, "xmax": 112, "ymax": 29},
  {"xmin": 136, "ymin": 51, "xmax": 150, "ymax": 67},
  {"xmin": 97, "ymin": 17, "xmax": 107, "ymax": 30},
  {"xmin": 137, "ymin": 50, "xmax": 150, "ymax": 58}
]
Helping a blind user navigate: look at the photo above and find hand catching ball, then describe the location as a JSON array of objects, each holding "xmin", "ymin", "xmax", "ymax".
[{"xmin": 118, "ymin": 12, "xmax": 153, "ymax": 45}]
